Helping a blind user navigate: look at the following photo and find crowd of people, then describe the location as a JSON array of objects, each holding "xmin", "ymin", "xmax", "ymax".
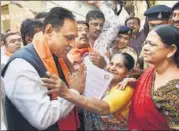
[{"xmin": 1, "ymin": 1, "xmax": 179, "ymax": 130}]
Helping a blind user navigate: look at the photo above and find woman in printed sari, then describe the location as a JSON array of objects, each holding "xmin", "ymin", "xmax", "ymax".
[
  {"xmin": 41, "ymin": 52, "xmax": 135, "ymax": 130},
  {"xmin": 128, "ymin": 25, "xmax": 179, "ymax": 130}
]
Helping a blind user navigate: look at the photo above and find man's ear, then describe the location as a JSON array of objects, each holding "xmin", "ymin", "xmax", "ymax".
[
  {"xmin": 25, "ymin": 35, "xmax": 32, "ymax": 44},
  {"xmin": 4, "ymin": 43, "xmax": 8, "ymax": 48},
  {"xmin": 44, "ymin": 24, "xmax": 53, "ymax": 39},
  {"xmin": 167, "ymin": 44, "xmax": 177, "ymax": 58}
]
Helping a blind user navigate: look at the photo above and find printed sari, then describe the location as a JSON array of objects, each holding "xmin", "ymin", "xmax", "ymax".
[{"xmin": 128, "ymin": 67, "xmax": 170, "ymax": 130}]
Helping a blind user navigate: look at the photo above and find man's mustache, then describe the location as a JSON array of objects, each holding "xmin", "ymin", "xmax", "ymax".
[
  {"xmin": 80, "ymin": 35, "xmax": 88, "ymax": 40},
  {"xmin": 95, "ymin": 30, "xmax": 101, "ymax": 34}
]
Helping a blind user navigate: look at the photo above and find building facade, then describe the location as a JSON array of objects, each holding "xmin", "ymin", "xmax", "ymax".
[
  {"xmin": 1, "ymin": 1, "xmax": 178, "ymax": 33},
  {"xmin": 1, "ymin": 1, "xmax": 45, "ymax": 32}
]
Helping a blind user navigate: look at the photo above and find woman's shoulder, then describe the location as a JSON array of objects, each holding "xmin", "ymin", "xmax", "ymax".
[{"xmin": 107, "ymin": 85, "xmax": 134, "ymax": 97}]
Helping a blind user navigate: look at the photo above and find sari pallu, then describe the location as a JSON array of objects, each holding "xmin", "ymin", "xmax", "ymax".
[{"xmin": 128, "ymin": 67, "xmax": 170, "ymax": 130}]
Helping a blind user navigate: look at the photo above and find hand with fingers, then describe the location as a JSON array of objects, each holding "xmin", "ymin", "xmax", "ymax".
[
  {"xmin": 69, "ymin": 63, "xmax": 86, "ymax": 94},
  {"xmin": 41, "ymin": 72, "xmax": 68, "ymax": 97},
  {"xmin": 117, "ymin": 78, "xmax": 137, "ymax": 90},
  {"xmin": 89, "ymin": 50, "xmax": 107, "ymax": 69}
]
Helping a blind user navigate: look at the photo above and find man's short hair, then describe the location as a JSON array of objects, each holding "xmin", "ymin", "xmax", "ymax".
[
  {"xmin": 34, "ymin": 12, "xmax": 48, "ymax": 19},
  {"xmin": 3, "ymin": 32, "xmax": 19, "ymax": 45},
  {"xmin": 20, "ymin": 18, "xmax": 43, "ymax": 45},
  {"xmin": 125, "ymin": 17, "xmax": 141, "ymax": 26},
  {"xmin": 43, "ymin": 7, "xmax": 75, "ymax": 32},
  {"xmin": 77, "ymin": 21, "xmax": 89, "ymax": 27},
  {"xmin": 86, "ymin": 10, "xmax": 105, "ymax": 24}
]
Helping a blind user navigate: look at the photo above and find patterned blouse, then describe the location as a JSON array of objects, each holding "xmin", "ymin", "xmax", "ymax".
[{"xmin": 152, "ymin": 79, "xmax": 179, "ymax": 130}]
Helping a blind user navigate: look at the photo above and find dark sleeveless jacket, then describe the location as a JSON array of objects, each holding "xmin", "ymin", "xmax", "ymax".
[{"xmin": 1, "ymin": 44, "xmax": 68, "ymax": 131}]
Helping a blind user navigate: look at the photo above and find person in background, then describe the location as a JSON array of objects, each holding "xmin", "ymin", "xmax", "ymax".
[
  {"xmin": 128, "ymin": 25, "xmax": 179, "ymax": 130},
  {"xmin": 67, "ymin": 21, "xmax": 90, "ymax": 64},
  {"xmin": 67, "ymin": 20, "xmax": 90, "ymax": 131},
  {"xmin": 86, "ymin": 9, "xmax": 104, "ymax": 48},
  {"xmin": 1, "ymin": 32, "xmax": 21, "ymax": 67},
  {"xmin": 125, "ymin": 17, "xmax": 146, "ymax": 55},
  {"xmin": 41, "ymin": 52, "xmax": 135, "ymax": 130},
  {"xmin": 144, "ymin": 5, "xmax": 172, "ymax": 31},
  {"xmin": 1, "ymin": 7, "xmax": 86, "ymax": 131},
  {"xmin": 139, "ymin": 5, "xmax": 172, "ymax": 69},
  {"xmin": 85, "ymin": 1, "xmax": 125, "ymax": 69},
  {"xmin": 171, "ymin": 2, "xmax": 179, "ymax": 29},
  {"xmin": 106, "ymin": 26, "xmax": 138, "ymax": 67},
  {"xmin": 34, "ymin": 11, "xmax": 48, "ymax": 22},
  {"xmin": 20, "ymin": 18, "xmax": 43, "ymax": 46}
]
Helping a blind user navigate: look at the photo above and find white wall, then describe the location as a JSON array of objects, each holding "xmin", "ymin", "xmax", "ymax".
[
  {"xmin": 155, "ymin": 1, "xmax": 178, "ymax": 7},
  {"xmin": 45, "ymin": 1, "xmax": 96, "ymax": 21}
]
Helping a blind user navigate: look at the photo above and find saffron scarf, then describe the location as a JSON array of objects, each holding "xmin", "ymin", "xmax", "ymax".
[
  {"xmin": 128, "ymin": 67, "xmax": 170, "ymax": 130},
  {"xmin": 33, "ymin": 32, "xmax": 80, "ymax": 130},
  {"xmin": 5, "ymin": 50, "xmax": 13, "ymax": 57}
]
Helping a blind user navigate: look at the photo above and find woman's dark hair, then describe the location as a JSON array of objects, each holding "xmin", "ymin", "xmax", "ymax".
[
  {"xmin": 111, "ymin": 52, "xmax": 135, "ymax": 70},
  {"xmin": 153, "ymin": 25, "xmax": 179, "ymax": 67}
]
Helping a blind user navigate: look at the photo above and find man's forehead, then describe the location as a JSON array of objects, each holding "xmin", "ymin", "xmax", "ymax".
[
  {"xmin": 89, "ymin": 18, "xmax": 104, "ymax": 23},
  {"xmin": 77, "ymin": 23, "xmax": 88, "ymax": 28},
  {"xmin": 7, "ymin": 34, "xmax": 20, "ymax": 39},
  {"xmin": 60, "ymin": 20, "xmax": 77, "ymax": 34},
  {"xmin": 128, "ymin": 19, "xmax": 138, "ymax": 22},
  {"xmin": 149, "ymin": 20, "xmax": 167, "ymax": 24},
  {"xmin": 119, "ymin": 34, "xmax": 130, "ymax": 37}
]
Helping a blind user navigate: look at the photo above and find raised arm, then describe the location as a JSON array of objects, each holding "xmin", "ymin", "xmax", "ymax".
[
  {"xmin": 41, "ymin": 72, "xmax": 134, "ymax": 116},
  {"xmin": 93, "ymin": 1, "xmax": 122, "ymax": 55}
]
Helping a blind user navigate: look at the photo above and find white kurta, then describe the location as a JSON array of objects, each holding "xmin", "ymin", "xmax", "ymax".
[{"xmin": 3, "ymin": 58, "xmax": 75, "ymax": 130}]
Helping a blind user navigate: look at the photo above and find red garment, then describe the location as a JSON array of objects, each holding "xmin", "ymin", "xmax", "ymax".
[
  {"xmin": 68, "ymin": 47, "xmax": 92, "ymax": 63},
  {"xmin": 128, "ymin": 67, "xmax": 170, "ymax": 130},
  {"xmin": 33, "ymin": 32, "xmax": 80, "ymax": 130},
  {"xmin": 70, "ymin": 47, "xmax": 92, "ymax": 56}
]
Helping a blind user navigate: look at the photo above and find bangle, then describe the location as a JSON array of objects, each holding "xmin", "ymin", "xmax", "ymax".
[{"xmin": 69, "ymin": 89, "xmax": 80, "ymax": 95}]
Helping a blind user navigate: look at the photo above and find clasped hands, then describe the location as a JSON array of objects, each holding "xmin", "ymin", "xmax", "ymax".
[{"xmin": 41, "ymin": 63, "xmax": 86, "ymax": 97}]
